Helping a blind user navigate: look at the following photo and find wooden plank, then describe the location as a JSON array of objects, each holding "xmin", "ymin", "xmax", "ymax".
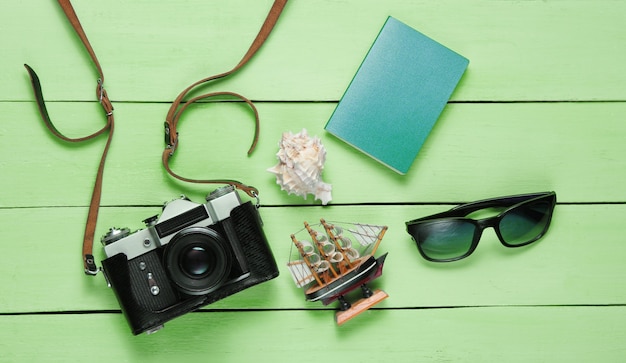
[
  {"xmin": 3, "ymin": 0, "xmax": 626, "ymax": 102},
  {"xmin": 2, "ymin": 307, "xmax": 625, "ymax": 361},
  {"xmin": 1, "ymin": 204, "xmax": 624, "ymax": 313},
  {"xmin": 2, "ymin": 101, "xmax": 626, "ymax": 208}
]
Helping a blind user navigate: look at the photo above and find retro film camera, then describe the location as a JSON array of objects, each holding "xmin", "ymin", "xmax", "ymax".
[{"xmin": 100, "ymin": 186, "xmax": 279, "ymax": 335}]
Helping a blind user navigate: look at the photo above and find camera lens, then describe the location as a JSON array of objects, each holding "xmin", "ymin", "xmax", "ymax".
[
  {"xmin": 181, "ymin": 246, "xmax": 212, "ymax": 276},
  {"xmin": 164, "ymin": 227, "xmax": 232, "ymax": 295}
]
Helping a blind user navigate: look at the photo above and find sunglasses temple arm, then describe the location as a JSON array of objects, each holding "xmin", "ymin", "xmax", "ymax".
[
  {"xmin": 405, "ymin": 210, "xmax": 460, "ymax": 225},
  {"xmin": 406, "ymin": 192, "xmax": 556, "ymax": 225},
  {"xmin": 406, "ymin": 200, "xmax": 510, "ymax": 223},
  {"xmin": 449, "ymin": 192, "xmax": 554, "ymax": 214}
]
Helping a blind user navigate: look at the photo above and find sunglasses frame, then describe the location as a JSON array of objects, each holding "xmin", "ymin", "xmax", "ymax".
[{"xmin": 405, "ymin": 191, "xmax": 557, "ymax": 262}]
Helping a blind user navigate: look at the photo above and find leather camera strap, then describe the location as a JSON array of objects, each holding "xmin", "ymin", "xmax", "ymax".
[
  {"xmin": 25, "ymin": 0, "xmax": 114, "ymax": 275},
  {"xmin": 163, "ymin": 0, "xmax": 288, "ymax": 200},
  {"xmin": 24, "ymin": 0, "xmax": 288, "ymax": 275}
]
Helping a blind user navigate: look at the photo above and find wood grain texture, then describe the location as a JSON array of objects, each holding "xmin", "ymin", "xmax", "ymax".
[
  {"xmin": 2, "ymin": 307, "xmax": 625, "ymax": 362},
  {"xmin": 3, "ymin": 0, "xmax": 626, "ymax": 102},
  {"xmin": 1, "ymin": 0, "xmax": 625, "ymax": 361},
  {"xmin": 2, "ymin": 102, "xmax": 625, "ymax": 207},
  {"xmin": 1, "ymin": 204, "xmax": 624, "ymax": 312}
]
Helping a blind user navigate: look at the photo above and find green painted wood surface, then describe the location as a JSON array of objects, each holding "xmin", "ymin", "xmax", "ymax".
[
  {"xmin": 5, "ymin": 0, "xmax": 626, "ymax": 102},
  {"xmin": 1, "ymin": 0, "xmax": 625, "ymax": 361},
  {"xmin": 2, "ymin": 307, "xmax": 625, "ymax": 362}
]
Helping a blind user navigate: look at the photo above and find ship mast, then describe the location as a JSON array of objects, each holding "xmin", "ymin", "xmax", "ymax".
[
  {"xmin": 304, "ymin": 222, "xmax": 339, "ymax": 279},
  {"xmin": 320, "ymin": 219, "xmax": 355, "ymax": 273},
  {"xmin": 367, "ymin": 225, "xmax": 388, "ymax": 256},
  {"xmin": 289, "ymin": 234, "xmax": 323, "ymax": 286}
]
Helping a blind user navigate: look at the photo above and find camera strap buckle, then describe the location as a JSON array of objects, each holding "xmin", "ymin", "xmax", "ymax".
[
  {"xmin": 164, "ymin": 122, "xmax": 178, "ymax": 156},
  {"xmin": 84, "ymin": 254, "xmax": 99, "ymax": 275}
]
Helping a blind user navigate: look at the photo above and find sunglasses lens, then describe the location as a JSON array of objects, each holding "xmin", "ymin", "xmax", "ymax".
[
  {"xmin": 411, "ymin": 220, "xmax": 476, "ymax": 261},
  {"xmin": 499, "ymin": 200, "xmax": 553, "ymax": 246}
]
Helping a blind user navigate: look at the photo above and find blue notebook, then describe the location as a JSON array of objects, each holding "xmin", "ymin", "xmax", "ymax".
[{"xmin": 324, "ymin": 16, "xmax": 469, "ymax": 174}]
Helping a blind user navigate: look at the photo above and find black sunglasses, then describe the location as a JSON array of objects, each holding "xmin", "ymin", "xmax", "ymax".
[{"xmin": 405, "ymin": 192, "xmax": 556, "ymax": 262}]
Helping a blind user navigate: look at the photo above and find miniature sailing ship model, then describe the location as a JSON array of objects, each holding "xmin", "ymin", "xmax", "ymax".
[{"xmin": 287, "ymin": 219, "xmax": 389, "ymax": 325}]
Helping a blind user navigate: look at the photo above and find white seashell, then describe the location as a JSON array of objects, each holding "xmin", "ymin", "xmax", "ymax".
[{"xmin": 267, "ymin": 129, "xmax": 332, "ymax": 205}]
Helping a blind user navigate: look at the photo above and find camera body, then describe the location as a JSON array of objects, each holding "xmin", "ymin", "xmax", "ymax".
[{"xmin": 100, "ymin": 186, "xmax": 278, "ymax": 335}]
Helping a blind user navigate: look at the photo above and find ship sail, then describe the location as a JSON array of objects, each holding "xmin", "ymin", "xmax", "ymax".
[
  {"xmin": 287, "ymin": 260, "xmax": 316, "ymax": 288},
  {"xmin": 349, "ymin": 224, "xmax": 386, "ymax": 246}
]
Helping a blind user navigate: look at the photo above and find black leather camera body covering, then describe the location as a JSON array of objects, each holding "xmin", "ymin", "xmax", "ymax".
[{"xmin": 101, "ymin": 201, "xmax": 279, "ymax": 335}]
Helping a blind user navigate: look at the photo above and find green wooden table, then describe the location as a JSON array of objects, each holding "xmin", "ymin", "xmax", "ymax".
[{"xmin": 2, "ymin": 0, "xmax": 625, "ymax": 361}]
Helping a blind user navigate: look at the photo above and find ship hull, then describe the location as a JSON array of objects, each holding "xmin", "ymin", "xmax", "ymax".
[{"xmin": 304, "ymin": 253, "xmax": 388, "ymax": 305}]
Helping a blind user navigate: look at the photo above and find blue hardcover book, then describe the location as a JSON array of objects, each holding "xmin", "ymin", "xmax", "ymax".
[{"xmin": 324, "ymin": 16, "xmax": 469, "ymax": 174}]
